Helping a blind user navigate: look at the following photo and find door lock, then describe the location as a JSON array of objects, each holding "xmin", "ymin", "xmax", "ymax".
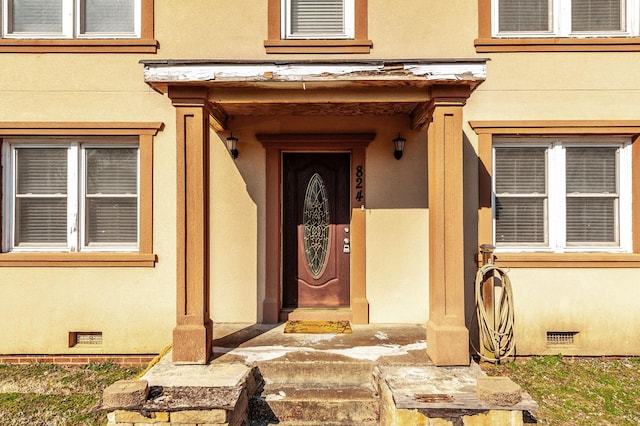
[{"xmin": 343, "ymin": 238, "xmax": 350, "ymax": 254}]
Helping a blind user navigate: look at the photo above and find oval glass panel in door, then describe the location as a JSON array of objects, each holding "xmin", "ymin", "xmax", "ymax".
[{"xmin": 303, "ymin": 173, "xmax": 330, "ymax": 277}]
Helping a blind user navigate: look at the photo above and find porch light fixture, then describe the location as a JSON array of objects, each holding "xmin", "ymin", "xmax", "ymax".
[
  {"xmin": 226, "ymin": 133, "xmax": 239, "ymax": 159},
  {"xmin": 393, "ymin": 133, "xmax": 406, "ymax": 160}
]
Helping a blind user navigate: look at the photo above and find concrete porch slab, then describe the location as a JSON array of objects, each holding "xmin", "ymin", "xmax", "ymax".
[{"xmin": 209, "ymin": 322, "xmax": 429, "ymax": 365}]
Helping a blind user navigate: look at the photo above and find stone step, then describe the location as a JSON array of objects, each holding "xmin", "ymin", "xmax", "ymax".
[
  {"xmin": 285, "ymin": 308, "xmax": 353, "ymax": 321},
  {"xmin": 250, "ymin": 384, "xmax": 379, "ymax": 424},
  {"xmin": 255, "ymin": 357, "xmax": 375, "ymax": 386}
]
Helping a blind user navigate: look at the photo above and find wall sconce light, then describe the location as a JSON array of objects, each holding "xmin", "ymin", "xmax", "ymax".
[
  {"xmin": 226, "ymin": 132, "xmax": 239, "ymax": 159},
  {"xmin": 392, "ymin": 133, "xmax": 406, "ymax": 160}
]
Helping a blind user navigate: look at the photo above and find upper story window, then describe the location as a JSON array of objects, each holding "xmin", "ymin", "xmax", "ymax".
[
  {"xmin": 476, "ymin": 0, "xmax": 640, "ymax": 52},
  {"xmin": 494, "ymin": 0, "xmax": 638, "ymax": 37},
  {"xmin": 3, "ymin": 0, "xmax": 140, "ymax": 39},
  {"xmin": 265, "ymin": 0, "xmax": 371, "ymax": 53},
  {"xmin": 0, "ymin": 0, "xmax": 155, "ymax": 53},
  {"xmin": 493, "ymin": 137, "xmax": 632, "ymax": 252},
  {"xmin": 282, "ymin": 0, "xmax": 354, "ymax": 39}
]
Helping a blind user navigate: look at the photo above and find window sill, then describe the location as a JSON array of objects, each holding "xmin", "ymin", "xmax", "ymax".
[
  {"xmin": 264, "ymin": 39, "xmax": 372, "ymax": 54},
  {"xmin": 489, "ymin": 252, "xmax": 640, "ymax": 267},
  {"xmin": 0, "ymin": 252, "xmax": 157, "ymax": 267},
  {"xmin": 474, "ymin": 37, "xmax": 640, "ymax": 53},
  {"xmin": 0, "ymin": 38, "xmax": 158, "ymax": 53}
]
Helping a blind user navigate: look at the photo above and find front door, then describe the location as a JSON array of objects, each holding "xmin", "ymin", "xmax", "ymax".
[{"xmin": 283, "ymin": 153, "xmax": 351, "ymax": 308}]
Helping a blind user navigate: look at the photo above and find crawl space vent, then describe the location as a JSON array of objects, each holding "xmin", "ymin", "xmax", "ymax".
[
  {"xmin": 546, "ymin": 331, "xmax": 577, "ymax": 346},
  {"xmin": 69, "ymin": 332, "xmax": 103, "ymax": 347}
]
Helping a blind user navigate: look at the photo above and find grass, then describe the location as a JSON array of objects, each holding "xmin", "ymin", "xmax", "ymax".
[
  {"xmin": 1, "ymin": 356, "xmax": 639, "ymax": 425},
  {"xmin": 481, "ymin": 355, "xmax": 640, "ymax": 425},
  {"xmin": 0, "ymin": 361, "xmax": 143, "ymax": 426}
]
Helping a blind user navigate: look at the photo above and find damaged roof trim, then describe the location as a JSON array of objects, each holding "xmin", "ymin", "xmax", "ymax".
[
  {"xmin": 145, "ymin": 60, "xmax": 488, "ymax": 132},
  {"xmin": 142, "ymin": 59, "xmax": 487, "ymax": 88}
]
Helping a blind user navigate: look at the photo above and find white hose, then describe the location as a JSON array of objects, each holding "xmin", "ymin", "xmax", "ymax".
[{"xmin": 473, "ymin": 263, "xmax": 516, "ymax": 363}]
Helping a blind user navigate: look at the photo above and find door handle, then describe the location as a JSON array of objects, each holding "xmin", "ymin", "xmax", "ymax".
[{"xmin": 343, "ymin": 238, "xmax": 350, "ymax": 254}]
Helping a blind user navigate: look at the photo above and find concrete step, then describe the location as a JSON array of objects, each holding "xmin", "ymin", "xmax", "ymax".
[
  {"xmin": 250, "ymin": 384, "xmax": 379, "ymax": 424},
  {"xmin": 285, "ymin": 308, "xmax": 353, "ymax": 321},
  {"xmin": 256, "ymin": 358, "xmax": 375, "ymax": 386}
]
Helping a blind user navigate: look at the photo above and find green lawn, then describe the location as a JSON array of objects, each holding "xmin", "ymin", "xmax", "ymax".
[
  {"xmin": 0, "ymin": 362, "xmax": 142, "ymax": 426},
  {"xmin": 481, "ymin": 355, "xmax": 640, "ymax": 425},
  {"xmin": 0, "ymin": 356, "xmax": 638, "ymax": 425}
]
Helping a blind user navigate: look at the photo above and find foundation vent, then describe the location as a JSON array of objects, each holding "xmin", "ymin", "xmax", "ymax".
[
  {"xmin": 546, "ymin": 331, "xmax": 577, "ymax": 346},
  {"xmin": 69, "ymin": 332, "xmax": 103, "ymax": 347}
]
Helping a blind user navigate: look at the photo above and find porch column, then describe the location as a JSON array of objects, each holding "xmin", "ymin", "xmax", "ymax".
[
  {"xmin": 425, "ymin": 85, "xmax": 471, "ymax": 366},
  {"xmin": 169, "ymin": 86, "xmax": 213, "ymax": 364}
]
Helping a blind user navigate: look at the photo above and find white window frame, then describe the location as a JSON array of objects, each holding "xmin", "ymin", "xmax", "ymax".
[
  {"xmin": 1, "ymin": 0, "xmax": 141, "ymax": 39},
  {"xmin": 492, "ymin": 137, "xmax": 632, "ymax": 253},
  {"xmin": 492, "ymin": 0, "xmax": 639, "ymax": 38},
  {"xmin": 281, "ymin": 0, "xmax": 355, "ymax": 40},
  {"xmin": 2, "ymin": 138, "xmax": 140, "ymax": 253}
]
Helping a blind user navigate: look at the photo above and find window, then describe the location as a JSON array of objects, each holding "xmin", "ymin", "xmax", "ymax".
[
  {"xmin": 476, "ymin": 0, "xmax": 640, "ymax": 52},
  {"xmin": 0, "ymin": 0, "xmax": 155, "ymax": 53},
  {"xmin": 3, "ymin": 139, "xmax": 138, "ymax": 252},
  {"xmin": 265, "ymin": 0, "xmax": 371, "ymax": 53},
  {"xmin": 282, "ymin": 0, "xmax": 354, "ymax": 39},
  {"xmin": 494, "ymin": 0, "xmax": 638, "ymax": 37},
  {"xmin": 3, "ymin": 0, "xmax": 139, "ymax": 38},
  {"xmin": 493, "ymin": 138, "xmax": 631, "ymax": 252},
  {"xmin": 0, "ymin": 122, "xmax": 160, "ymax": 267}
]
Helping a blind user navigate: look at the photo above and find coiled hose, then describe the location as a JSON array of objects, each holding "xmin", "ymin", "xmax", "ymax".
[{"xmin": 473, "ymin": 263, "xmax": 516, "ymax": 363}]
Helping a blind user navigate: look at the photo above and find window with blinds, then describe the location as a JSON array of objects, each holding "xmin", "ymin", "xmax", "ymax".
[
  {"xmin": 4, "ymin": 0, "xmax": 139, "ymax": 38},
  {"xmin": 81, "ymin": 0, "xmax": 136, "ymax": 34},
  {"xmin": 493, "ymin": 139, "xmax": 630, "ymax": 252},
  {"xmin": 4, "ymin": 140, "xmax": 139, "ymax": 252},
  {"xmin": 572, "ymin": 0, "xmax": 624, "ymax": 32},
  {"xmin": 565, "ymin": 147, "xmax": 618, "ymax": 244},
  {"xmin": 498, "ymin": 0, "xmax": 551, "ymax": 32},
  {"xmin": 84, "ymin": 147, "xmax": 138, "ymax": 245},
  {"xmin": 283, "ymin": 0, "xmax": 354, "ymax": 39},
  {"xmin": 495, "ymin": 147, "xmax": 548, "ymax": 245},
  {"xmin": 494, "ymin": 0, "xmax": 634, "ymax": 37},
  {"xmin": 15, "ymin": 148, "xmax": 68, "ymax": 245}
]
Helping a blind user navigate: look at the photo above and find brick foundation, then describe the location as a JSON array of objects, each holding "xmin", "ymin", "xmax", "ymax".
[{"xmin": 0, "ymin": 354, "xmax": 155, "ymax": 367}]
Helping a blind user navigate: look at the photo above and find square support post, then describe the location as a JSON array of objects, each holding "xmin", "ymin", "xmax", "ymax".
[
  {"xmin": 425, "ymin": 86, "xmax": 471, "ymax": 366},
  {"xmin": 170, "ymin": 86, "xmax": 213, "ymax": 364}
]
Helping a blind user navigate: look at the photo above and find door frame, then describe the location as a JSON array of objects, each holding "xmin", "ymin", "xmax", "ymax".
[{"xmin": 257, "ymin": 133, "xmax": 375, "ymax": 323}]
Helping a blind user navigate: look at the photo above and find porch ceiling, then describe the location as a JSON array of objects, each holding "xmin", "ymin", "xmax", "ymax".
[{"xmin": 141, "ymin": 59, "xmax": 487, "ymax": 131}]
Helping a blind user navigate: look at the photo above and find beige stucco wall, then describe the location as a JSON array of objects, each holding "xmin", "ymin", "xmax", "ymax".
[
  {"xmin": 0, "ymin": 268, "xmax": 173, "ymax": 354},
  {"xmin": 505, "ymin": 269, "xmax": 640, "ymax": 356},
  {"xmin": 2, "ymin": 0, "xmax": 640, "ymax": 356},
  {"xmin": 467, "ymin": 53, "xmax": 640, "ymax": 120},
  {"xmin": 209, "ymin": 132, "xmax": 260, "ymax": 323},
  {"xmin": 151, "ymin": 0, "xmax": 478, "ymax": 60},
  {"xmin": 0, "ymin": 54, "xmax": 178, "ymax": 354},
  {"xmin": 366, "ymin": 209, "xmax": 429, "ymax": 323},
  {"xmin": 463, "ymin": 49, "xmax": 640, "ymax": 355}
]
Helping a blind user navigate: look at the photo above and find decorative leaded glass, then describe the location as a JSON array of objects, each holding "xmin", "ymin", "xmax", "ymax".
[{"xmin": 303, "ymin": 173, "xmax": 330, "ymax": 277}]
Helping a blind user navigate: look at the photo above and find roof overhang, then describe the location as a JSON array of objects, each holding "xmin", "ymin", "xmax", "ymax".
[{"xmin": 141, "ymin": 59, "xmax": 487, "ymax": 131}]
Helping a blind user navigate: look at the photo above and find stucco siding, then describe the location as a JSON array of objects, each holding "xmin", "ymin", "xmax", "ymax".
[
  {"xmin": 0, "ymin": 267, "xmax": 174, "ymax": 354},
  {"xmin": 507, "ymin": 269, "xmax": 640, "ymax": 356},
  {"xmin": 1, "ymin": 0, "xmax": 639, "ymax": 357},
  {"xmin": 366, "ymin": 208, "xmax": 429, "ymax": 323}
]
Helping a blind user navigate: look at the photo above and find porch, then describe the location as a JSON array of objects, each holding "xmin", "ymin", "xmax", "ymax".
[
  {"xmin": 141, "ymin": 59, "xmax": 489, "ymax": 367},
  {"xmin": 103, "ymin": 323, "xmax": 537, "ymax": 425}
]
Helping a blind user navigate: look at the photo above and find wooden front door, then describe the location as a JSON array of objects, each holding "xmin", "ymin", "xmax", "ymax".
[{"xmin": 283, "ymin": 153, "xmax": 351, "ymax": 308}]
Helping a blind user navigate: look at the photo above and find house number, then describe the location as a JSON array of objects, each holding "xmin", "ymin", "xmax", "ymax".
[{"xmin": 355, "ymin": 165, "xmax": 364, "ymax": 202}]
